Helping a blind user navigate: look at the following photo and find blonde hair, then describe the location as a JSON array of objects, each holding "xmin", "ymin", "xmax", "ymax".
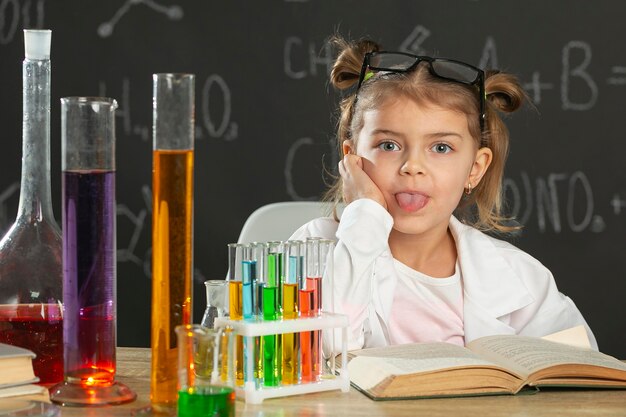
[{"xmin": 325, "ymin": 37, "xmax": 528, "ymax": 233}]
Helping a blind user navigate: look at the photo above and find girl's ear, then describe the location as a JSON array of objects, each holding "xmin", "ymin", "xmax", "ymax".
[
  {"xmin": 342, "ymin": 140, "xmax": 354, "ymax": 156},
  {"xmin": 469, "ymin": 147, "xmax": 493, "ymax": 187}
]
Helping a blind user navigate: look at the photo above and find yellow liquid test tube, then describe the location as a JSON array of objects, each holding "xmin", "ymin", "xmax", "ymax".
[
  {"xmin": 282, "ymin": 283, "xmax": 299, "ymax": 384},
  {"xmin": 229, "ymin": 280, "xmax": 244, "ymax": 386},
  {"xmin": 282, "ymin": 241, "xmax": 301, "ymax": 385}
]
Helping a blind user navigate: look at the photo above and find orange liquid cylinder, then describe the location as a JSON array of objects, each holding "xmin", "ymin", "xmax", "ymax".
[{"xmin": 151, "ymin": 149, "xmax": 194, "ymax": 410}]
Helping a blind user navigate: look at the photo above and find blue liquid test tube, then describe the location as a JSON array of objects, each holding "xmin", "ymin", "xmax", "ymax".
[{"xmin": 242, "ymin": 259, "xmax": 255, "ymax": 320}]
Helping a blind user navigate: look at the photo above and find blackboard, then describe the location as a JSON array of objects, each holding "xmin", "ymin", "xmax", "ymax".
[{"xmin": 1, "ymin": 0, "xmax": 625, "ymax": 358}]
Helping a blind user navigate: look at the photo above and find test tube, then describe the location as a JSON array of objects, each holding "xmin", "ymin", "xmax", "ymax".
[
  {"xmin": 282, "ymin": 241, "xmax": 301, "ymax": 385},
  {"xmin": 263, "ymin": 242, "xmax": 282, "ymax": 386},
  {"xmin": 242, "ymin": 252, "xmax": 255, "ymax": 320},
  {"xmin": 306, "ymin": 237, "xmax": 323, "ymax": 380},
  {"xmin": 251, "ymin": 243, "xmax": 266, "ymax": 317},
  {"xmin": 241, "ymin": 245, "xmax": 257, "ymax": 385},
  {"xmin": 319, "ymin": 239, "xmax": 335, "ymax": 373},
  {"xmin": 267, "ymin": 241, "xmax": 283, "ymax": 315},
  {"xmin": 251, "ymin": 243, "xmax": 266, "ymax": 381},
  {"xmin": 227, "ymin": 243, "xmax": 245, "ymax": 320},
  {"xmin": 306, "ymin": 238, "xmax": 322, "ymax": 314},
  {"xmin": 227, "ymin": 243, "xmax": 245, "ymax": 386},
  {"xmin": 298, "ymin": 281, "xmax": 315, "ymax": 383}
]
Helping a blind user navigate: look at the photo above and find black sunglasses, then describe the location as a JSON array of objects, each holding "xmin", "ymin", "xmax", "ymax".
[{"xmin": 356, "ymin": 51, "xmax": 486, "ymax": 132}]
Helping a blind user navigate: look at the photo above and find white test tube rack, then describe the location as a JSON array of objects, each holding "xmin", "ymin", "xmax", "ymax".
[{"xmin": 215, "ymin": 312, "xmax": 350, "ymax": 404}]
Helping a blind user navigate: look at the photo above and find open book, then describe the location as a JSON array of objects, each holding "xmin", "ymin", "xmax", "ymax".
[{"xmin": 344, "ymin": 331, "xmax": 626, "ymax": 400}]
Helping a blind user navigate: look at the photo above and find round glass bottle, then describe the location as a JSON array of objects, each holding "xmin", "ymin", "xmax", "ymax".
[{"xmin": 0, "ymin": 30, "xmax": 63, "ymax": 385}]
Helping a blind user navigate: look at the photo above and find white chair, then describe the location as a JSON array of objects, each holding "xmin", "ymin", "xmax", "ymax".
[{"xmin": 237, "ymin": 201, "xmax": 338, "ymax": 243}]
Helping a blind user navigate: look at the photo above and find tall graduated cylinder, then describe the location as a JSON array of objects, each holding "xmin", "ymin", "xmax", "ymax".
[
  {"xmin": 51, "ymin": 97, "xmax": 135, "ymax": 405},
  {"xmin": 151, "ymin": 73, "xmax": 195, "ymax": 411}
]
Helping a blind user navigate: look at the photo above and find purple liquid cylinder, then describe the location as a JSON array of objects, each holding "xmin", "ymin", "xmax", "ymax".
[{"xmin": 62, "ymin": 170, "xmax": 117, "ymax": 384}]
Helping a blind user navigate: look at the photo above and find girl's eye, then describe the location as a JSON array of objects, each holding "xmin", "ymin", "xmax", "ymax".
[
  {"xmin": 432, "ymin": 143, "xmax": 452, "ymax": 154},
  {"xmin": 378, "ymin": 141, "xmax": 400, "ymax": 151}
]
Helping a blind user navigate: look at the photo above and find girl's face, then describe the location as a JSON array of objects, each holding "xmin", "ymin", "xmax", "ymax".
[{"xmin": 352, "ymin": 96, "xmax": 492, "ymax": 236}]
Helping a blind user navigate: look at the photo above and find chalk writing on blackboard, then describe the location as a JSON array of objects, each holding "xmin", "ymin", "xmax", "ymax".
[
  {"xmin": 98, "ymin": 0, "xmax": 183, "ymax": 39},
  {"xmin": 282, "ymin": 33, "xmax": 609, "ymax": 112},
  {"xmin": 398, "ymin": 25, "xmax": 431, "ymax": 56},
  {"xmin": 0, "ymin": 0, "xmax": 44, "ymax": 44},
  {"xmin": 285, "ymin": 137, "xmax": 316, "ymax": 201},
  {"xmin": 610, "ymin": 194, "xmax": 626, "ymax": 215},
  {"xmin": 283, "ymin": 37, "xmax": 334, "ymax": 80},
  {"xmin": 117, "ymin": 202, "xmax": 147, "ymax": 266},
  {"xmin": 523, "ymin": 72, "xmax": 554, "ymax": 104},
  {"xmin": 99, "ymin": 75, "xmax": 238, "ymax": 143},
  {"xmin": 561, "ymin": 41, "xmax": 597, "ymax": 111},
  {"xmin": 201, "ymin": 74, "xmax": 238, "ymax": 141},
  {"xmin": 606, "ymin": 66, "xmax": 626, "ymax": 85},
  {"xmin": 478, "ymin": 36, "xmax": 498, "ymax": 70},
  {"xmin": 503, "ymin": 170, "xmax": 605, "ymax": 233},
  {"xmin": 285, "ymin": 136, "xmax": 339, "ymax": 201}
]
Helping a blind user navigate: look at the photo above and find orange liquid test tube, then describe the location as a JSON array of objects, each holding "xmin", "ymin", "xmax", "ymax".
[{"xmin": 299, "ymin": 288, "xmax": 315, "ymax": 382}]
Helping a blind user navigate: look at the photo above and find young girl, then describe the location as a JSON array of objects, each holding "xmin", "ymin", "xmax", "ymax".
[{"xmin": 289, "ymin": 38, "xmax": 598, "ymax": 351}]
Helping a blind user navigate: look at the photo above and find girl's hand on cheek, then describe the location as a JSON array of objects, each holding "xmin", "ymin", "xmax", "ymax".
[{"xmin": 339, "ymin": 154, "xmax": 387, "ymax": 210}]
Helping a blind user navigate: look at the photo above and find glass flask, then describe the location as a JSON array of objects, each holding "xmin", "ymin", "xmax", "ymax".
[
  {"xmin": 201, "ymin": 280, "xmax": 228, "ymax": 329},
  {"xmin": 0, "ymin": 30, "xmax": 63, "ymax": 385},
  {"xmin": 151, "ymin": 73, "xmax": 195, "ymax": 413},
  {"xmin": 49, "ymin": 97, "xmax": 135, "ymax": 406}
]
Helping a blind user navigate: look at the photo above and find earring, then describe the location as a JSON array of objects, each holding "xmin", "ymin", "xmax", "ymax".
[{"xmin": 465, "ymin": 182, "xmax": 473, "ymax": 195}]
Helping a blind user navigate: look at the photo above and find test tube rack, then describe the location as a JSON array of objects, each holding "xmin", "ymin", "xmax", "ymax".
[{"xmin": 215, "ymin": 312, "xmax": 350, "ymax": 404}]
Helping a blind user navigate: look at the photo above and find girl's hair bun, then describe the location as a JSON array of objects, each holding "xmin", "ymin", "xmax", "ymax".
[
  {"xmin": 485, "ymin": 70, "xmax": 526, "ymax": 113},
  {"xmin": 330, "ymin": 37, "xmax": 381, "ymax": 91}
]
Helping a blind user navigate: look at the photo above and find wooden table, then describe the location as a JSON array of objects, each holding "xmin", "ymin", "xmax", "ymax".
[{"xmin": 52, "ymin": 347, "xmax": 626, "ymax": 417}]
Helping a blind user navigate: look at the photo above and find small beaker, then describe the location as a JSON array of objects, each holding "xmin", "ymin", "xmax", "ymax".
[
  {"xmin": 175, "ymin": 324, "xmax": 235, "ymax": 417},
  {"xmin": 201, "ymin": 280, "xmax": 228, "ymax": 329}
]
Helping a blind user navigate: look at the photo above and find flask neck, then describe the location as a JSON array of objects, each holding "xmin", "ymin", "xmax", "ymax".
[{"xmin": 17, "ymin": 58, "xmax": 56, "ymax": 222}]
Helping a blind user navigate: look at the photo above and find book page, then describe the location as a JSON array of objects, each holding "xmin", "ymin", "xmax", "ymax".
[
  {"xmin": 467, "ymin": 335, "xmax": 626, "ymax": 378},
  {"xmin": 349, "ymin": 342, "xmax": 500, "ymax": 376},
  {"xmin": 0, "ymin": 384, "xmax": 48, "ymax": 399},
  {"xmin": 541, "ymin": 325, "xmax": 591, "ymax": 349}
]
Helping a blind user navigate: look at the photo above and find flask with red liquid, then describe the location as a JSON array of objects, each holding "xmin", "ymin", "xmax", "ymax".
[{"xmin": 0, "ymin": 29, "xmax": 63, "ymax": 385}]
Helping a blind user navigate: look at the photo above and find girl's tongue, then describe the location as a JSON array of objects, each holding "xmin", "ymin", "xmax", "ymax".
[{"xmin": 395, "ymin": 192, "xmax": 429, "ymax": 212}]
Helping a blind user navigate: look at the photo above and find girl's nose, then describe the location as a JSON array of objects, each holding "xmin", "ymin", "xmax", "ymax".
[{"xmin": 400, "ymin": 152, "xmax": 425, "ymax": 176}]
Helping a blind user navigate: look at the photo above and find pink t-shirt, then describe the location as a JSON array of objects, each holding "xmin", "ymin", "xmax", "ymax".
[{"xmin": 388, "ymin": 260, "xmax": 465, "ymax": 346}]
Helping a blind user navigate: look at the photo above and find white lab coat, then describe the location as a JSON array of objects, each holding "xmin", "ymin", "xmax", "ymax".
[{"xmin": 289, "ymin": 199, "xmax": 598, "ymax": 351}]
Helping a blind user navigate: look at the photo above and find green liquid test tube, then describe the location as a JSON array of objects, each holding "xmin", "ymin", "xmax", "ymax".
[{"xmin": 263, "ymin": 242, "xmax": 282, "ymax": 387}]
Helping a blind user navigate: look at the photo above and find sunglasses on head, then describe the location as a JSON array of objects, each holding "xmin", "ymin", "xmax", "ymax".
[{"xmin": 356, "ymin": 51, "xmax": 486, "ymax": 132}]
